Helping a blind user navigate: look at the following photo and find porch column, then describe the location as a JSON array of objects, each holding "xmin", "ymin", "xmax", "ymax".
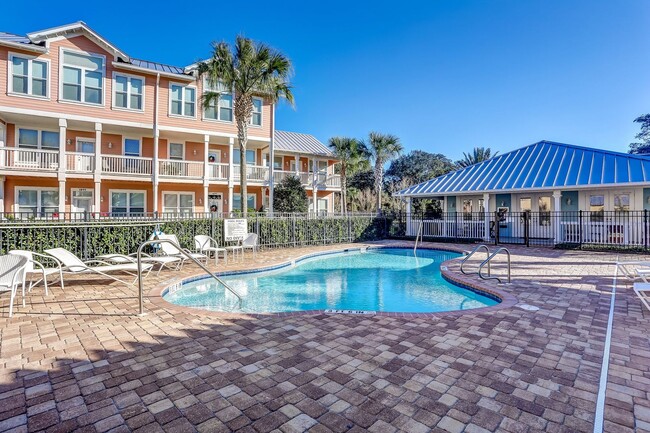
[
  {"xmin": 294, "ymin": 154, "xmax": 300, "ymax": 175},
  {"xmin": 228, "ymin": 137, "xmax": 234, "ymax": 215},
  {"xmin": 312, "ymin": 156, "xmax": 317, "ymax": 213},
  {"xmin": 483, "ymin": 193, "xmax": 491, "ymax": 241},
  {"xmin": 58, "ymin": 119, "xmax": 67, "ymax": 215},
  {"xmin": 0, "ymin": 123, "xmax": 6, "ymax": 167},
  {"xmin": 0, "ymin": 176, "xmax": 5, "ymax": 213},
  {"xmin": 553, "ymin": 190, "xmax": 562, "ymax": 244},
  {"xmin": 153, "ymin": 129, "xmax": 160, "ymax": 214},
  {"xmin": 203, "ymin": 135, "xmax": 210, "ymax": 213},
  {"xmin": 94, "ymin": 123, "xmax": 102, "ymax": 214},
  {"xmin": 406, "ymin": 197, "xmax": 412, "ymax": 236},
  {"xmin": 268, "ymin": 103, "xmax": 275, "ymax": 216}
]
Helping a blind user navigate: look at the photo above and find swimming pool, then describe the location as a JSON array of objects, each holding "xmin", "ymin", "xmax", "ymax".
[{"xmin": 162, "ymin": 248, "xmax": 500, "ymax": 314}]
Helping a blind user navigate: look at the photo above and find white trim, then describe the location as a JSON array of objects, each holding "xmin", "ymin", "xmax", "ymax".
[
  {"xmin": 58, "ymin": 47, "xmax": 107, "ymax": 107},
  {"xmin": 7, "ymin": 52, "xmax": 51, "ymax": 100},
  {"xmin": 70, "ymin": 187, "xmax": 94, "ymax": 212},
  {"xmin": 232, "ymin": 192, "xmax": 256, "ymax": 210},
  {"xmin": 249, "ymin": 97, "xmax": 263, "ymax": 128},
  {"xmin": 168, "ymin": 141, "xmax": 185, "ymax": 160},
  {"xmin": 0, "ymin": 40, "xmax": 46, "ymax": 53},
  {"xmin": 75, "ymin": 137, "xmax": 95, "ymax": 153},
  {"xmin": 108, "ymin": 189, "xmax": 147, "ymax": 214},
  {"xmin": 111, "ymin": 71, "xmax": 145, "ymax": 112},
  {"xmin": 0, "ymin": 105, "xmax": 153, "ymax": 130},
  {"xmin": 161, "ymin": 191, "xmax": 195, "ymax": 214},
  {"xmin": 15, "ymin": 126, "xmax": 60, "ymax": 150},
  {"xmin": 14, "ymin": 186, "xmax": 59, "ymax": 214},
  {"xmin": 168, "ymin": 82, "xmax": 197, "ymax": 119},
  {"xmin": 201, "ymin": 77, "xmax": 234, "ymax": 123},
  {"xmin": 122, "ymin": 137, "xmax": 142, "ymax": 156}
]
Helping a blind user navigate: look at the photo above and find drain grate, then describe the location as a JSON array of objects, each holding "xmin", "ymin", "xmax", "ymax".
[{"xmin": 325, "ymin": 309, "xmax": 376, "ymax": 315}]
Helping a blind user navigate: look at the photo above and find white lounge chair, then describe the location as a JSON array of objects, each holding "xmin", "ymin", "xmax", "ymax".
[
  {"xmin": 157, "ymin": 235, "xmax": 209, "ymax": 268},
  {"xmin": 0, "ymin": 254, "xmax": 27, "ymax": 317},
  {"xmin": 194, "ymin": 235, "xmax": 228, "ymax": 265},
  {"xmin": 242, "ymin": 233, "xmax": 259, "ymax": 258},
  {"xmin": 96, "ymin": 253, "xmax": 183, "ymax": 275},
  {"xmin": 633, "ymin": 283, "xmax": 650, "ymax": 311},
  {"xmin": 9, "ymin": 250, "xmax": 63, "ymax": 295},
  {"xmin": 44, "ymin": 248, "xmax": 153, "ymax": 286},
  {"xmin": 616, "ymin": 261, "xmax": 650, "ymax": 282}
]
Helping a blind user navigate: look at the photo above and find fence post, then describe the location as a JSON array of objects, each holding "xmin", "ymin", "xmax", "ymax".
[
  {"xmin": 579, "ymin": 210, "xmax": 583, "ymax": 249},
  {"xmin": 494, "ymin": 211, "xmax": 499, "ymax": 245},
  {"xmin": 645, "ymin": 209, "xmax": 648, "ymax": 252}
]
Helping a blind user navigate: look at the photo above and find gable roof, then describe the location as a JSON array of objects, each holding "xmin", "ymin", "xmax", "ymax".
[
  {"xmin": 274, "ymin": 131, "xmax": 334, "ymax": 157},
  {"xmin": 396, "ymin": 141, "xmax": 650, "ymax": 197}
]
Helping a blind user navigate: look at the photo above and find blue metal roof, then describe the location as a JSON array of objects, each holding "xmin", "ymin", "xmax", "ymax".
[
  {"xmin": 396, "ymin": 141, "xmax": 650, "ymax": 197},
  {"xmin": 130, "ymin": 58, "xmax": 187, "ymax": 76}
]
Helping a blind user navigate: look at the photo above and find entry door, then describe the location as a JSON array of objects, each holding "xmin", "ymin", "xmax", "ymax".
[
  {"xmin": 72, "ymin": 189, "xmax": 93, "ymax": 213},
  {"xmin": 208, "ymin": 193, "xmax": 223, "ymax": 213},
  {"xmin": 75, "ymin": 139, "xmax": 95, "ymax": 171}
]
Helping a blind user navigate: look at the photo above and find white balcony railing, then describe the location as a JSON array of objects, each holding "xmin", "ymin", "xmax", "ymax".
[
  {"xmin": 158, "ymin": 159, "xmax": 204, "ymax": 178},
  {"xmin": 1, "ymin": 148, "xmax": 59, "ymax": 172},
  {"xmin": 66, "ymin": 152, "xmax": 95, "ymax": 173},
  {"xmin": 324, "ymin": 174, "xmax": 341, "ymax": 188},
  {"xmin": 233, "ymin": 164, "xmax": 269, "ymax": 182},
  {"xmin": 208, "ymin": 163, "xmax": 229, "ymax": 180},
  {"xmin": 102, "ymin": 155, "xmax": 152, "ymax": 176}
]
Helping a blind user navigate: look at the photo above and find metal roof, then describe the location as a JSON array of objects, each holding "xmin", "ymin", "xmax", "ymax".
[
  {"xmin": 396, "ymin": 141, "xmax": 650, "ymax": 197},
  {"xmin": 0, "ymin": 31, "xmax": 33, "ymax": 45},
  {"xmin": 275, "ymin": 131, "xmax": 334, "ymax": 157},
  {"xmin": 130, "ymin": 59, "xmax": 187, "ymax": 76}
]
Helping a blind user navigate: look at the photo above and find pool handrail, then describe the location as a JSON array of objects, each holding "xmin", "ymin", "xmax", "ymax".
[
  {"xmin": 413, "ymin": 219, "xmax": 424, "ymax": 253},
  {"xmin": 478, "ymin": 247, "xmax": 511, "ymax": 284},
  {"xmin": 136, "ymin": 238, "xmax": 243, "ymax": 315},
  {"xmin": 460, "ymin": 244, "xmax": 491, "ymax": 276}
]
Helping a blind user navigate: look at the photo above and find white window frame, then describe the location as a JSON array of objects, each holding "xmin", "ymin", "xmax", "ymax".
[
  {"xmin": 613, "ymin": 192, "xmax": 631, "ymax": 213},
  {"xmin": 249, "ymin": 97, "xmax": 263, "ymax": 127},
  {"xmin": 233, "ymin": 149, "xmax": 256, "ymax": 165},
  {"xmin": 232, "ymin": 193, "xmax": 256, "ymax": 211},
  {"xmin": 70, "ymin": 188, "xmax": 94, "ymax": 212},
  {"xmin": 15, "ymin": 186, "xmax": 59, "ymax": 215},
  {"xmin": 202, "ymin": 78, "xmax": 233, "ymax": 123},
  {"xmin": 123, "ymin": 137, "xmax": 142, "ymax": 157},
  {"xmin": 109, "ymin": 189, "xmax": 147, "ymax": 215},
  {"xmin": 75, "ymin": 137, "xmax": 95, "ymax": 153},
  {"xmin": 15, "ymin": 127, "xmax": 59, "ymax": 150},
  {"xmin": 168, "ymin": 142, "xmax": 185, "ymax": 160},
  {"xmin": 168, "ymin": 82, "xmax": 197, "ymax": 118},
  {"xmin": 112, "ymin": 72, "xmax": 145, "ymax": 112},
  {"xmin": 162, "ymin": 191, "xmax": 195, "ymax": 215},
  {"xmin": 58, "ymin": 47, "xmax": 106, "ymax": 107},
  {"xmin": 7, "ymin": 52, "xmax": 50, "ymax": 100}
]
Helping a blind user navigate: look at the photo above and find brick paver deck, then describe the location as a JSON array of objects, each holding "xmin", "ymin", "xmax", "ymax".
[{"xmin": 0, "ymin": 241, "xmax": 647, "ymax": 432}]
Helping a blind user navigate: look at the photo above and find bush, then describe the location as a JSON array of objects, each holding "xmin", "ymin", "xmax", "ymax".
[{"xmin": 274, "ymin": 175, "xmax": 308, "ymax": 213}]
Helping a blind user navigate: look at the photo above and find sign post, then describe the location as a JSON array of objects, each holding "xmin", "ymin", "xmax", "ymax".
[{"xmin": 224, "ymin": 218, "xmax": 247, "ymax": 242}]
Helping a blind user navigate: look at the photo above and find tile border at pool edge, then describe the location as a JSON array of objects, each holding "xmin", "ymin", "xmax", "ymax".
[{"xmin": 147, "ymin": 244, "xmax": 518, "ymax": 320}]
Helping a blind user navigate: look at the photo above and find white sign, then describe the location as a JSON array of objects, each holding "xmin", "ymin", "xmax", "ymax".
[{"xmin": 224, "ymin": 219, "xmax": 247, "ymax": 242}]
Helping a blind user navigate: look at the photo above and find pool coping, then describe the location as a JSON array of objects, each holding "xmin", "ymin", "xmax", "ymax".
[{"xmin": 147, "ymin": 244, "xmax": 518, "ymax": 320}]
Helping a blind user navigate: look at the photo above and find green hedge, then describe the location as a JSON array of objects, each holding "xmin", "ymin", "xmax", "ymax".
[{"xmin": 0, "ymin": 215, "xmax": 392, "ymax": 259}]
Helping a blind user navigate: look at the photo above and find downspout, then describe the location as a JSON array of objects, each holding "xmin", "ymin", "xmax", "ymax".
[
  {"xmin": 153, "ymin": 73, "xmax": 160, "ymax": 215},
  {"xmin": 268, "ymin": 103, "xmax": 275, "ymax": 216}
]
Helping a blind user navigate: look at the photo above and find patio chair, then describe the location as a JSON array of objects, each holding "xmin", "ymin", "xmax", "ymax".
[
  {"xmin": 242, "ymin": 233, "xmax": 259, "ymax": 258},
  {"xmin": 8, "ymin": 250, "xmax": 63, "ymax": 295},
  {"xmin": 157, "ymin": 235, "xmax": 209, "ymax": 268},
  {"xmin": 194, "ymin": 235, "xmax": 228, "ymax": 265},
  {"xmin": 0, "ymin": 254, "xmax": 27, "ymax": 317},
  {"xmin": 95, "ymin": 253, "xmax": 183, "ymax": 275},
  {"xmin": 44, "ymin": 248, "xmax": 153, "ymax": 286},
  {"xmin": 616, "ymin": 261, "xmax": 650, "ymax": 282},
  {"xmin": 633, "ymin": 283, "xmax": 650, "ymax": 311}
]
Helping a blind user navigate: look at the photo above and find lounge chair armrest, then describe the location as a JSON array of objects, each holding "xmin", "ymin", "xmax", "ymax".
[
  {"xmin": 84, "ymin": 259, "xmax": 113, "ymax": 266},
  {"xmin": 35, "ymin": 252, "xmax": 63, "ymax": 268}
]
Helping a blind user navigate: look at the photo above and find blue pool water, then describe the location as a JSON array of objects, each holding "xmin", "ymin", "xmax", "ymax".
[{"xmin": 163, "ymin": 248, "xmax": 499, "ymax": 313}]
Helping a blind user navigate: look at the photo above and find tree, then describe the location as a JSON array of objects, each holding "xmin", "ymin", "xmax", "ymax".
[
  {"xmin": 456, "ymin": 147, "xmax": 498, "ymax": 168},
  {"xmin": 328, "ymin": 137, "xmax": 369, "ymax": 214},
  {"xmin": 198, "ymin": 37, "xmax": 294, "ymax": 214},
  {"xmin": 367, "ymin": 132, "xmax": 403, "ymax": 213},
  {"xmin": 629, "ymin": 114, "xmax": 650, "ymax": 155},
  {"xmin": 385, "ymin": 150, "xmax": 455, "ymax": 186},
  {"xmin": 273, "ymin": 175, "xmax": 308, "ymax": 213}
]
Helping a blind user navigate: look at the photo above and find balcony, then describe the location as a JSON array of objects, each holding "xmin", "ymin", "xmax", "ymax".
[
  {"xmin": 1, "ymin": 148, "xmax": 59, "ymax": 173},
  {"xmin": 274, "ymin": 170, "xmax": 341, "ymax": 189},
  {"xmin": 66, "ymin": 152, "xmax": 95, "ymax": 174},
  {"xmin": 102, "ymin": 155, "xmax": 153, "ymax": 176},
  {"xmin": 208, "ymin": 163, "xmax": 229, "ymax": 181},
  {"xmin": 233, "ymin": 164, "xmax": 269, "ymax": 183},
  {"xmin": 158, "ymin": 159, "xmax": 203, "ymax": 179}
]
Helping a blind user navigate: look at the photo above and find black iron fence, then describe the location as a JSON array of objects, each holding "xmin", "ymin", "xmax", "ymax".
[{"xmin": 394, "ymin": 210, "xmax": 650, "ymax": 250}]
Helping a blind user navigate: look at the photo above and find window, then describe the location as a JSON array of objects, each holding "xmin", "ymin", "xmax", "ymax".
[
  {"xmin": 17, "ymin": 188, "xmax": 58, "ymax": 216},
  {"xmin": 114, "ymin": 74, "xmax": 143, "ymax": 110},
  {"xmin": 10, "ymin": 55, "xmax": 48, "ymax": 97},
  {"xmin": 310, "ymin": 198, "xmax": 328, "ymax": 215},
  {"xmin": 163, "ymin": 193, "xmax": 193, "ymax": 215},
  {"xmin": 614, "ymin": 194, "xmax": 630, "ymax": 212},
  {"xmin": 538, "ymin": 196, "xmax": 551, "ymax": 226},
  {"xmin": 169, "ymin": 143, "xmax": 183, "ymax": 160},
  {"xmin": 519, "ymin": 198, "xmax": 532, "ymax": 212},
  {"xmin": 61, "ymin": 50, "xmax": 104, "ymax": 104},
  {"xmin": 17, "ymin": 128, "xmax": 59, "ymax": 149},
  {"xmin": 250, "ymin": 98, "xmax": 262, "ymax": 126},
  {"xmin": 478, "ymin": 198, "xmax": 485, "ymax": 213},
  {"xmin": 204, "ymin": 80, "xmax": 233, "ymax": 121},
  {"xmin": 124, "ymin": 138, "xmax": 140, "ymax": 156},
  {"xmin": 170, "ymin": 84, "xmax": 195, "ymax": 117},
  {"xmin": 110, "ymin": 191, "xmax": 145, "ymax": 216},
  {"xmin": 232, "ymin": 194, "xmax": 256, "ymax": 212},
  {"xmin": 233, "ymin": 150, "xmax": 256, "ymax": 165},
  {"xmin": 589, "ymin": 195, "xmax": 605, "ymax": 222},
  {"xmin": 462, "ymin": 199, "xmax": 473, "ymax": 220},
  {"xmin": 274, "ymin": 156, "xmax": 283, "ymax": 170}
]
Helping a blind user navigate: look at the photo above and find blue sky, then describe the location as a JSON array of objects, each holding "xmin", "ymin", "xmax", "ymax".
[{"xmin": 1, "ymin": 0, "xmax": 648, "ymax": 160}]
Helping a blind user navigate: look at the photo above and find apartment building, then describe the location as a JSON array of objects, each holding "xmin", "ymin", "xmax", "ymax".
[{"xmin": 0, "ymin": 22, "xmax": 340, "ymax": 217}]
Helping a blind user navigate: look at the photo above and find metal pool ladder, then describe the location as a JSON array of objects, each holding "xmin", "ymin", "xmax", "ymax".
[
  {"xmin": 135, "ymin": 238, "xmax": 243, "ymax": 315},
  {"xmin": 460, "ymin": 244, "xmax": 491, "ymax": 276},
  {"xmin": 460, "ymin": 244, "xmax": 511, "ymax": 284}
]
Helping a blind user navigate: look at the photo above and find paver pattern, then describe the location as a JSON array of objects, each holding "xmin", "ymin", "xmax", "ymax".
[{"xmin": 0, "ymin": 240, "xmax": 647, "ymax": 432}]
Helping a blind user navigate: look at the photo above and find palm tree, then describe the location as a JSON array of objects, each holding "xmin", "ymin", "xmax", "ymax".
[
  {"xmin": 456, "ymin": 147, "xmax": 498, "ymax": 168},
  {"xmin": 328, "ymin": 137, "xmax": 369, "ymax": 214},
  {"xmin": 198, "ymin": 37, "xmax": 294, "ymax": 214},
  {"xmin": 367, "ymin": 132, "xmax": 403, "ymax": 213}
]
